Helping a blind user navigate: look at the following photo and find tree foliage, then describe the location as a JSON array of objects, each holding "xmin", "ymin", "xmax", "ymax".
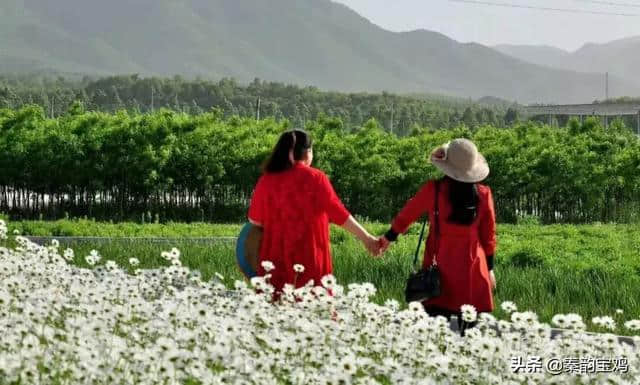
[
  {"xmin": 0, "ymin": 74, "xmax": 516, "ymax": 134},
  {"xmin": 1, "ymin": 106, "xmax": 638, "ymax": 223}
]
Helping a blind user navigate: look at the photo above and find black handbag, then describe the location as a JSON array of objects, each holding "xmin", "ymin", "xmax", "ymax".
[{"xmin": 405, "ymin": 181, "xmax": 442, "ymax": 303}]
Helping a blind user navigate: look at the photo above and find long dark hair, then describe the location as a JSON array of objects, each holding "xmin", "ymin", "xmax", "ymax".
[
  {"xmin": 262, "ymin": 129, "xmax": 313, "ymax": 173},
  {"xmin": 444, "ymin": 176, "xmax": 479, "ymax": 225}
]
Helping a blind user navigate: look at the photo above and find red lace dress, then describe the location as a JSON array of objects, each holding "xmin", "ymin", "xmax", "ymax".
[{"xmin": 248, "ymin": 162, "xmax": 350, "ymax": 291}]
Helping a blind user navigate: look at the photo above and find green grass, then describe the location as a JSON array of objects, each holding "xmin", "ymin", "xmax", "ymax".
[
  {"xmin": 7, "ymin": 219, "xmax": 242, "ymax": 238},
  {"xmin": 5, "ymin": 220, "xmax": 640, "ymax": 335}
]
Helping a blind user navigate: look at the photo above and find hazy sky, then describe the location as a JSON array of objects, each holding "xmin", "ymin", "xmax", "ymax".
[{"xmin": 332, "ymin": 0, "xmax": 640, "ymax": 51}]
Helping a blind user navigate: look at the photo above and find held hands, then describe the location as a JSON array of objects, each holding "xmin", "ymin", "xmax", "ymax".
[
  {"xmin": 362, "ymin": 234, "xmax": 383, "ymax": 257},
  {"xmin": 343, "ymin": 216, "xmax": 386, "ymax": 258},
  {"xmin": 378, "ymin": 236, "xmax": 391, "ymax": 254},
  {"xmin": 361, "ymin": 234, "xmax": 391, "ymax": 257}
]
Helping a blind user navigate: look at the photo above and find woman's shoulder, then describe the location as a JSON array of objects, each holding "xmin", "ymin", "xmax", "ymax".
[
  {"xmin": 428, "ymin": 178, "xmax": 446, "ymax": 191},
  {"xmin": 252, "ymin": 174, "xmax": 269, "ymax": 191},
  {"xmin": 255, "ymin": 172, "xmax": 270, "ymax": 183},
  {"xmin": 411, "ymin": 179, "xmax": 438, "ymax": 198},
  {"xmin": 255, "ymin": 172, "xmax": 281, "ymax": 188},
  {"xmin": 476, "ymin": 183, "xmax": 494, "ymax": 201},
  {"xmin": 304, "ymin": 165, "xmax": 330, "ymax": 181},
  {"xmin": 260, "ymin": 164, "xmax": 323, "ymax": 182},
  {"xmin": 279, "ymin": 164, "xmax": 328, "ymax": 187},
  {"xmin": 476, "ymin": 183, "xmax": 492, "ymax": 194}
]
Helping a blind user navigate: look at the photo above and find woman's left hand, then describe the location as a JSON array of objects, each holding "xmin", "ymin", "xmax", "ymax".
[
  {"xmin": 378, "ymin": 236, "xmax": 390, "ymax": 254},
  {"xmin": 363, "ymin": 234, "xmax": 383, "ymax": 257},
  {"xmin": 489, "ymin": 270, "xmax": 496, "ymax": 291}
]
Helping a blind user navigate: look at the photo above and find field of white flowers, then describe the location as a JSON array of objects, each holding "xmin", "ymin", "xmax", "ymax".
[{"xmin": 0, "ymin": 219, "xmax": 638, "ymax": 385}]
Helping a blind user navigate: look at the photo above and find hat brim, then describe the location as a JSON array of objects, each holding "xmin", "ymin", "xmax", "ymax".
[{"xmin": 431, "ymin": 153, "xmax": 489, "ymax": 183}]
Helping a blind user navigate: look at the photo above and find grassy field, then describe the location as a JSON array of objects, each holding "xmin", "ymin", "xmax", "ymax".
[
  {"xmin": 8, "ymin": 219, "xmax": 241, "ymax": 238},
  {"xmin": 4, "ymin": 219, "xmax": 640, "ymax": 335}
]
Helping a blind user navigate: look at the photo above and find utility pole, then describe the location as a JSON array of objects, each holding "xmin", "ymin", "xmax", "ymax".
[
  {"xmin": 301, "ymin": 103, "xmax": 307, "ymax": 128},
  {"xmin": 255, "ymin": 97, "xmax": 261, "ymax": 121},
  {"xmin": 151, "ymin": 85, "xmax": 155, "ymax": 112},
  {"xmin": 604, "ymin": 73, "xmax": 609, "ymax": 130},
  {"xmin": 390, "ymin": 103, "xmax": 394, "ymax": 134},
  {"xmin": 51, "ymin": 95, "xmax": 55, "ymax": 118},
  {"xmin": 637, "ymin": 110, "xmax": 640, "ymax": 136},
  {"xmin": 604, "ymin": 72, "xmax": 609, "ymax": 129}
]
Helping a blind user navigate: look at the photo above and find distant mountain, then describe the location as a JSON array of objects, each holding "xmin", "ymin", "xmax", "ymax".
[
  {"xmin": 495, "ymin": 37, "xmax": 640, "ymax": 92},
  {"xmin": 494, "ymin": 44, "xmax": 572, "ymax": 70},
  {"xmin": 1, "ymin": 0, "xmax": 638, "ymax": 103}
]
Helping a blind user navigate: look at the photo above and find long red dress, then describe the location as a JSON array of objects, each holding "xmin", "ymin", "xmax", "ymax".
[
  {"xmin": 248, "ymin": 162, "xmax": 351, "ymax": 291},
  {"xmin": 391, "ymin": 179, "xmax": 497, "ymax": 312}
]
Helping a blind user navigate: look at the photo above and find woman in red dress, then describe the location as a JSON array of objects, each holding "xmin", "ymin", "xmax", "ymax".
[
  {"xmin": 248, "ymin": 129, "xmax": 380, "ymax": 292},
  {"xmin": 380, "ymin": 139, "xmax": 497, "ymax": 332}
]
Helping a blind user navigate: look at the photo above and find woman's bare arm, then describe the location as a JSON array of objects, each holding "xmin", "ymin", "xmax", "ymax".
[{"xmin": 341, "ymin": 215, "xmax": 381, "ymax": 257}]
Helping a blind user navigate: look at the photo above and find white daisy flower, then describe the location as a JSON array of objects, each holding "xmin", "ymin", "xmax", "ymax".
[
  {"xmin": 624, "ymin": 320, "xmax": 640, "ymax": 331},
  {"xmin": 261, "ymin": 260, "xmax": 275, "ymax": 272},
  {"xmin": 552, "ymin": 314, "xmax": 567, "ymax": 328},
  {"xmin": 461, "ymin": 304, "xmax": 477, "ymax": 323},
  {"xmin": 321, "ymin": 274, "xmax": 336, "ymax": 288},
  {"xmin": 501, "ymin": 301, "xmax": 517, "ymax": 314}
]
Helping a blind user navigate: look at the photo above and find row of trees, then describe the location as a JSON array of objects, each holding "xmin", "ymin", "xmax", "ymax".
[
  {"xmin": 0, "ymin": 74, "xmax": 520, "ymax": 134},
  {"xmin": 1, "ymin": 105, "xmax": 638, "ymax": 223}
]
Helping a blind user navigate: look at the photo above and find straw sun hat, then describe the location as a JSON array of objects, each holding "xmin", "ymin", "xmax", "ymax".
[{"xmin": 430, "ymin": 138, "xmax": 489, "ymax": 183}]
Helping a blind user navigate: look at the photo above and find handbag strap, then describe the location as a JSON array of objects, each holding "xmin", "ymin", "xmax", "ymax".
[
  {"xmin": 412, "ymin": 180, "xmax": 440, "ymax": 271},
  {"xmin": 432, "ymin": 180, "xmax": 441, "ymax": 267}
]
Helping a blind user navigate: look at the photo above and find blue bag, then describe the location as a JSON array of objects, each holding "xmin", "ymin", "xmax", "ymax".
[{"xmin": 235, "ymin": 222, "xmax": 262, "ymax": 279}]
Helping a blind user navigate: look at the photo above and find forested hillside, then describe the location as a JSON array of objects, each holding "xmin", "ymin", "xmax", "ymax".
[
  {"xmin": 0, "ymin": 74, "xmax": 518, "ymax": 133},
  {"xmin": 2, "ymin": 0, "xmax": 637, "ymax": 102}
]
